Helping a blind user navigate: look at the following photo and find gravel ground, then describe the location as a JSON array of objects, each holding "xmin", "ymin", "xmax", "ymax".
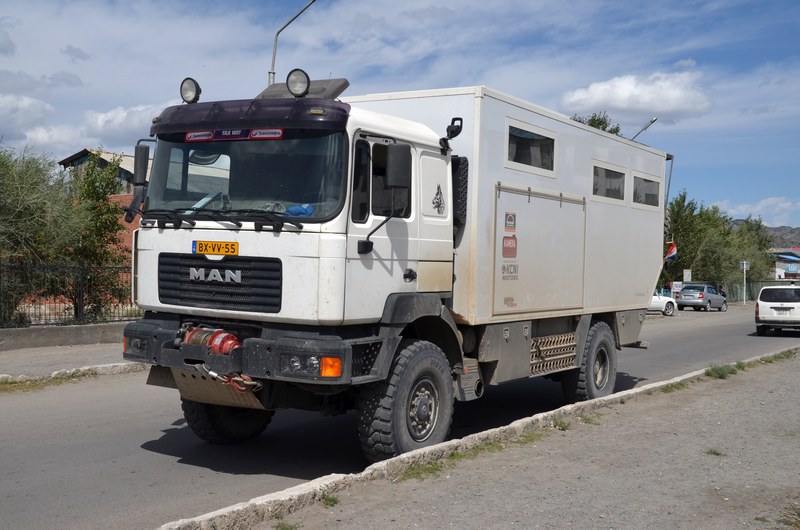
[{"xmin": 261, "ymin": 354, "xmax": 800, "ymax": 530}]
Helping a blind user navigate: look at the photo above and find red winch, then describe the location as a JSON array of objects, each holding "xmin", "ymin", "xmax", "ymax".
[{"xmin": 183, "ymin": 327, "xmax": 240, "ymax": 355}]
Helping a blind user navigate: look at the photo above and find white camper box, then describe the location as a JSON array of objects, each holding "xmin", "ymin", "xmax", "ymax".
[{"xmin": 345, "ymin": 87, "xmax": 668, "ymax": 330}]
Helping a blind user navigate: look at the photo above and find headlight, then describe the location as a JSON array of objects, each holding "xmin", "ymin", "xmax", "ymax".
[
  {"xmin": 286, "ymin": 69, "xmax": 310, "ymax": 98},
  {"xmin": 180, "ymin": 77, "xmax": 202, "ymax": 104}
]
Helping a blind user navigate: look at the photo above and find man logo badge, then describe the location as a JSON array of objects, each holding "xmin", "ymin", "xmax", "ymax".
[{"xmin": 189, "ymin": 268, "xmax": 242, "ymax": 283}]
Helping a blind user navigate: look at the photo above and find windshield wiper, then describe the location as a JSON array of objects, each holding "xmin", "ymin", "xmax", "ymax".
[
  {"xmin": 183, "ymin": 207, "xmax": 242, "ymax": 227},
  {"xmin": 140, "ymin": 209, "xmax": 196, "ymax": 229},
  {"xmin": 224, "ymin": 209, "xmax": 304, "ymax": 231}
]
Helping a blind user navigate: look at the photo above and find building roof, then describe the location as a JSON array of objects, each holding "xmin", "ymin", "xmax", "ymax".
[{"xmin": 59, "ymin": 148, "xmax": 136, "ymax": 173}]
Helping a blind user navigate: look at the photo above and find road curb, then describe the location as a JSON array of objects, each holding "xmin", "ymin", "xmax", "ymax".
[
  {"xmin": 158, "ymin": 366, "xmax": 724, "ymax": 530},
  {"xmin": 0, "ymin": 361, "xmax": 147, "ymax": 384}
]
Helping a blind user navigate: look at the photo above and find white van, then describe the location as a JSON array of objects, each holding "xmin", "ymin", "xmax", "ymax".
[{"xmin": 755, "ymin": 285, "xmax": 800, "ymax": 336}]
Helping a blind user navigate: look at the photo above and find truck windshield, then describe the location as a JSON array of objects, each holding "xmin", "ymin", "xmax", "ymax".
[{"xmin": 143, "ymin": 129, "xmax": 346, "ymax": 223}]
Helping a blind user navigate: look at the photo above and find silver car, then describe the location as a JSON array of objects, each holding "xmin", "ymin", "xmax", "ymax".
[{"xmin": 676, "ymin": 284, "xmax": 727, "ymax": 312}]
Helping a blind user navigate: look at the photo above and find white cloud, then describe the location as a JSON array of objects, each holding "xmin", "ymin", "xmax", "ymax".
[
  {"xmin": 0, "ymin": 94, "xmax": 53, "ymax": 131},
  {"xmin": 715, "ymin": 197, "xmax": 800, "ymax": 227},
  {"xmin": 24, "ymin": 124, "xmax": 94, "ymax": 157},
  {"xmin": 83, "ymin": 102, "xmax": 173, "ymax": 146},
  {"xmin": 561, "ymin": 71, "xmax": 711, "ymax": 124}
]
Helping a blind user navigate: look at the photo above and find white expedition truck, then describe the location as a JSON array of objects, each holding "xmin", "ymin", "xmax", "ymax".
[{"xmin": 123, "ymin": 70, "xmax": 672, "ymax": 462}]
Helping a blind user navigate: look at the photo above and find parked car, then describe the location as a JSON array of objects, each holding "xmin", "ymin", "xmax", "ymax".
[
  {"xmin": 676, "ymin": 283, "xmax": 727, "ymax": 311},
  {"xmin": 755, "ymin": 285, "xmax": 800, "ymax": 336},
  {"xmin": 649, "ymin": 290, "xmax": 676, "ymax": 316}
]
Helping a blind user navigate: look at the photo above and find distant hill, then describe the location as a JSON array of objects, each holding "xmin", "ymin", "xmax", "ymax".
[{"xmin": 732, "ymin": 220, "xmax": 800, "ymax": 248}]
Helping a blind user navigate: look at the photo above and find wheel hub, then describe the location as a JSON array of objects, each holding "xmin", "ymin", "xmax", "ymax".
[{"xmin": 408, "ymin": 378, "xmax": 439, "ymax": 442}]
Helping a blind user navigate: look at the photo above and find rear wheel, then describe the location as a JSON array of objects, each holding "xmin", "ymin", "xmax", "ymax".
[
  {"xmin": 357, "ymin": 340, "xmax": 454, "ymax": 463},
  {"xmin": 756, "ymin": 325, "xmax": 767, "ymax": 336},
  {"xmin": 663, "ymin": 302, "xmax": 675, "ymax": 316},
  {"xmin": 562, "ymin": 321, "xmax": 617, "ymax": 402},
  {"xmin": 181, "ymin": 400, "xmax": 273, "ymax": 444},
  {"xmin": 704, "ymin": 301, "xmax": 712, "ymax": 311}
]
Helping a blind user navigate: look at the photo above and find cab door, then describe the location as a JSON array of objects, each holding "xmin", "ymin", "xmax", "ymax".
[{"xmin": 344, "ymin": 136, "xmax": 418, "ymax": 322}]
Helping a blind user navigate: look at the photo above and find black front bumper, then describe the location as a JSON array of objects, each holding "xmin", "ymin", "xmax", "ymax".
[{"xmin": 123, "ymin": 317, "xmax": 362, "ymax": 385}]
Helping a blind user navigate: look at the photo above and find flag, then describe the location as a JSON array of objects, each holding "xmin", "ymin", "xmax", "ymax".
[{"xmin": 664, "ymin": 241, "xmax": 677, "ymax": 262}]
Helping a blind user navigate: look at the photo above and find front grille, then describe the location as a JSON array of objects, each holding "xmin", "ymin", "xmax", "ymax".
[{"xmin": 158, "ymin": 253, "xmax": 281, "ymax": 313}]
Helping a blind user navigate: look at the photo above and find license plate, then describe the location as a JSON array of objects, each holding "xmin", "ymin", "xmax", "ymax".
[
  {"xmin": 192, "ymin": 241, "xmax": 239, "ymax": 255},
  {"xmin": 775, "ymin": 308, "xmax": 791, "ymax": 316}
]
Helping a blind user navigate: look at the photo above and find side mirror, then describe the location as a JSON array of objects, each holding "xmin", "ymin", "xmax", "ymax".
[
  {"xmin": 133, "ymin": 144, "xmax": 149, "ymax": 186},
  {"xmin": 124, "ymin": 143, "xmax": 150, "ymax": 223}
]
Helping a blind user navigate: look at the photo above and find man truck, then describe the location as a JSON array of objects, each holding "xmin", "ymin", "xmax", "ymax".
[{"xmin": 123, "ymin": 68, "xmax": 672, "ymax": 461}]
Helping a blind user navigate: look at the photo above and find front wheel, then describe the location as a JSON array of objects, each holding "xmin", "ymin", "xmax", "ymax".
[
  {"xmin": 719, "ymin": 301, "xmax": 728, "ymax": 312},
  {"xmin": 181, "ymin": 400, "xmax": 273, "ymax": 444},
  {"xmin": 562, "ymin": 321, "xmax": 618, "ymax": 402},
  {"xmin": 357, "ymin": 340, "xmax": 454, "ymax": 463}
]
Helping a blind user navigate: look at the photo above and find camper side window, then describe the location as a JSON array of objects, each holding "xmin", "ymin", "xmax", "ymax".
[
  {"xmin": 633, "ymin": 176, "xmax": 660, "ymax": 206},
  {"xmin": 507, "ymin": 126, "xmax": 554, "ymax": 171},
  {"xmin": 593, "ymin": 165, "xmax": 625, "ymax": 200}
]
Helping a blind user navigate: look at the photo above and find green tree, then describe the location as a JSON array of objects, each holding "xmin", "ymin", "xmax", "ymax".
[
  {"xmin": 661, "ymin": 190, "xmax": 773, "ymax": 295},
  {"xmin": 570, "ymin": 111, "xmax": 622, "ymax": 136},
  {"xmin": 59, "ymin": 151, "xmax": 126, "ymax": 321},
  {"xmin": 0, "ymin": 145, "xmax": 73, "ymax": 325},
  {"xmin": 0, "ymin": 145, "xmax": 127, "ymax": 325}
]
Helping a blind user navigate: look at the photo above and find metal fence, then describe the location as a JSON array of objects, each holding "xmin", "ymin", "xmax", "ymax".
[{"xmin": 0, "ymin": 261, "xmax": 142, "ymax": 328}]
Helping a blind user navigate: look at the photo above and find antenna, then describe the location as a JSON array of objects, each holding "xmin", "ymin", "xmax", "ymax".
[{"xmin": 268, "ymin": 0, "xmax": 318, "ymax": 86}]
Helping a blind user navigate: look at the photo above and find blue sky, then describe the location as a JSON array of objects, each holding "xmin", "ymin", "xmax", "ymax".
[{"xmin": 2, "ymin": 0, "xmax": 799, "ymax": 226}]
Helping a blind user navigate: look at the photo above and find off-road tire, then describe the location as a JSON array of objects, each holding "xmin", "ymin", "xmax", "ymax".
[
  {"xmin": 181, "ymin": 399, "xmax": 273, "ymax": 444},
  {"xmin": 562, "ymin": 321, "xmax": 617, "ymax": 403},
  {"xmin": 663, "ymin": 302, "xmax": 675, "ymax": 316},
  {"xmin": 357, "ymin": 340, "xmax": 454, "ymax": 463}
]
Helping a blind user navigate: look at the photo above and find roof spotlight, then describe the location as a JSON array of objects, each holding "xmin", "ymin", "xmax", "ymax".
[
  {"xmin": 286, "ymin": 69, "xmax": 310, "ymax": 98},
  {"xmin": 180, "ymin": 77, "xmax": 202, "ymax": 104}
]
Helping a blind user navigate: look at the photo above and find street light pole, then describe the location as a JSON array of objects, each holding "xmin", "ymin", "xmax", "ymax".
[{"xmin": 632, "ymin": 117, "xmax": 658, "ymax": 141}]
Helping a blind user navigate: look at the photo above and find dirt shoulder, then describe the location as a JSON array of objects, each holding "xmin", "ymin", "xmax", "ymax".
[{"xmin": 264, "ymin": 353, "xmax": 800, "ymax": 529}]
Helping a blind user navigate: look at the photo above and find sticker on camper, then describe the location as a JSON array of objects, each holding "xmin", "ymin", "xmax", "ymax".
[
  {"xmin": 502, "ymin": 235, "xmax": 517, "ymax": 258},
  {"xmin": 185, "ymin": 131, "xmax": 214, "ymax": 142},
  {"xmin": 501, "ymin": 263, "xmax": 519, "ymax": 281},
  {"xmin": 250, "ymin": 128, "xmax": 284, "ymax": 140},
  {"xmin": 214, "ymin": 129, "xmax": 250, "ymax": 140},
  {"xmin": 432, "ymin": 184, "xmax": 445, "ymax": 215},
  {"xmin": 504, "ymin": 212, "xmax": 516, "ymax": 232}
]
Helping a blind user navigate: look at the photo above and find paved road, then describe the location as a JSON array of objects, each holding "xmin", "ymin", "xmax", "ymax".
[{"xmin": 1, "ymin": 303, "xmax": 797, "ymax": 529}]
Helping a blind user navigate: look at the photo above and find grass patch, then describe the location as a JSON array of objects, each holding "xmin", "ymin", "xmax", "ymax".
[
  {"xmin": 762, "ymin": 349, "xmax": 797, "ymax": 364},
  {"xmin": 0, "ymin": 373, "xmax": 91, "ymax": 394},
  {"xmin": 578, "ymin": 412, "xmax": 600, "ymax": 425},
  {"xmin": 735, "ymin": 360, "xmax": 747, "ymax": 371},
  {"xmin": 661, "ymin": 382, "xmax": 688, "ymax": 393},
  {"xmin": 705, "ymin": 447, "xmax": 726, "ymax": 457},
  {"xmin": 776, "ymin": 504, "xmax": 800, "ymax": 528},
  {"xmin": 396, "ymin": 460, "xmax": 446, "ymax": 482},
  {"xmin": 272, "ymin": 522, "xmax": 302, "ymax": 530},
  {"xmin": 553, "ymin": 418, "xmax": 570, "ymax": 431},
  {"xmin": 705, "ymin": 364, "xmax": 737, "ymax": 380},
  {"xmin": 447, "ymin": 441, "xmax": 504, "ymax": 464},
  {"xmin": 320, "ymin": 492, "xmax": 339, "ymax": 508},
  {"xmin": 514, "ymin": 431, "xmax": 546, "ymax": 445}
]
